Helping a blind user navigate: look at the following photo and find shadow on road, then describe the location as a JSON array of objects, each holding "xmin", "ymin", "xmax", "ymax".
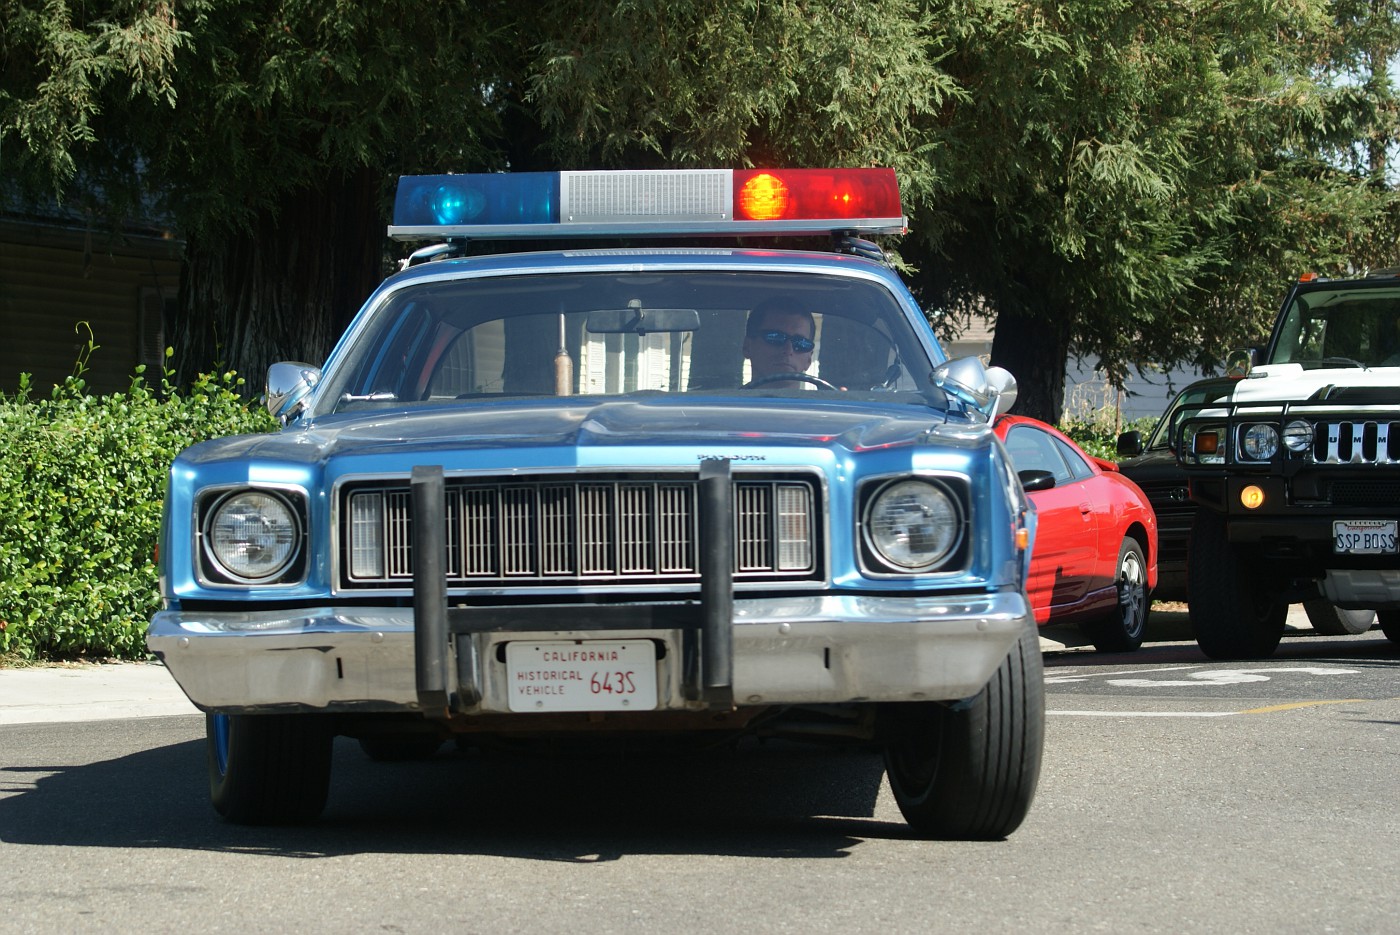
[
  {"xmin": 1042, "ymin": 606, "xmax": 1400, "ymax": 670},
  {"xmin": 0, "ymin": 729, "xmax": 902, "ymax": 860}
]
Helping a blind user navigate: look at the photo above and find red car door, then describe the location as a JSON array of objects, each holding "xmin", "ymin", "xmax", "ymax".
[{"xmin": 1003, "ymin": 424, "xmax": 1102, "ymax": 623}]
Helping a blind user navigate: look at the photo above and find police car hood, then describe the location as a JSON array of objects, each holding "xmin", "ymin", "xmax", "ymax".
[
  {"xmin": 191, "ymin": 396, "xmax": 980, "ymax": 465},
  {"xmin": 1231, "ymin": 363, "xmax": 1400, "ymax": 403}
]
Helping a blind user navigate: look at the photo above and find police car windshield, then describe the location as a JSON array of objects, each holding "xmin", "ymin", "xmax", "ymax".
[{"xmin": 319, "ymin": 270, "xmax": 943, "ymax": 413}]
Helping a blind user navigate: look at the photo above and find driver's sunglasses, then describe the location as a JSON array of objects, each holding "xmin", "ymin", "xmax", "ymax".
[{"xmin": 760, "ymin": 330, "xmax": 816, "ymax": 354}]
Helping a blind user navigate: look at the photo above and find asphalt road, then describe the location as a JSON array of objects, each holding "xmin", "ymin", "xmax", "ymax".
[{"xmin": 1, "ymin": 617, "xmax": 1396, "ymax": 935}]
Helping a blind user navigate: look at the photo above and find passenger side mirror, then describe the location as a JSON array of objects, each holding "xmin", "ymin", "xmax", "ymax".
[
  {"xmin": 1116, "ymin": 430, "xmax": 1143, "ymax": 458},
  {"xmin": 933, "ymin": 358, "xmax": 1018, "ymax": 421}
]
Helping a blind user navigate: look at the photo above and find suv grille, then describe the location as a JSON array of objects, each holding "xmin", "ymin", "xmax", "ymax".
[
  {"xmin": 1321, "ymin": 478, "xmax": 1400, "ymax": 506},
  {"xmin": 1312, "ymin": 420, "xmax": 1400, "ymax": 464},
  {"xmin": 340, "ymin": 475, "xmax": 820, "ymax": 588}
]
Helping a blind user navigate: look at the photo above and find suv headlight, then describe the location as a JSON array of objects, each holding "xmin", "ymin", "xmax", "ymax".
[
  {"xmin": 863, "ymin": 479, "xmax": 962, "ymax": 572},
  {"xmin": 204, "ymin": 490, "xmax": 302, "ymax": 581},
  {"xmin": 1240, "ymin": 423, "xmax": 1279, "ymax": 461}
]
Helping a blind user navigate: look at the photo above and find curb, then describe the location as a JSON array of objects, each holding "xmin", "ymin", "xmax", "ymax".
[{"xmin": 0, "ymin": 661, "xmax": 198, "ymax": 726}]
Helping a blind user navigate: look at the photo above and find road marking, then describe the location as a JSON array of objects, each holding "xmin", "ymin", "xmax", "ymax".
[
  {"xmin": 1047, "ymin": 710, "xmax": 1236, "ymax": 718},
  {"xmin": 1106, "ymin": 666, "xmax": 1358, "ymax": 687},
  {"xmin": 1045, "ymin": 665, "xmax": 1205, "ymax": 685},
  {"xmin": 1239, "ymin": 699, "xmax": 1370, "ymax": 715}
]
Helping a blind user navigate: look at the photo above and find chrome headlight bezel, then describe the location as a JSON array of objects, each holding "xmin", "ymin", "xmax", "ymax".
[
  {"xmin": 1282, "ymin": 419, "xmax": 1313, "ymax": 453},
  {"xmin": 200, "ymin": 488, "xmax": 306, "ymax": 585},
  {"xmin": 860, "ymin": 477, "xmax": 966, "ymax": 575}
]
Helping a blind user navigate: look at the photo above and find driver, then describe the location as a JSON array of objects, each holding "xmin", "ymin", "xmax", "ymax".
[{"xmin": 743, "ymin": 298, "xmax": 817, "ymax": 388}]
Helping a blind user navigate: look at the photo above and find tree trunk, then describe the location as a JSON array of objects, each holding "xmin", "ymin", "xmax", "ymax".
[
  {"xmin": 988, "ymin": 303, "xmax": 1071, "ymax": 424},
  {"xmin": 170, "ymin": 168, "xmax": 385, "ymax": 390}
]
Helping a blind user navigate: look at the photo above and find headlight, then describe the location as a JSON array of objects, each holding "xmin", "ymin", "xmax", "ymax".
[
  {"xmin": 204, "ymin": 490, "xmax": 301, "ymax": 581},
  {"xmin": 1283, "ymin": 419, "xmax": 1313, "ymax": 453},
  {"xmin": 1241, "ymin": 424, "xmax": 1279, "ymax": 461},
  {"xmin": 863, "ymin": 479, "xmax": 962, "ymax": 572}
]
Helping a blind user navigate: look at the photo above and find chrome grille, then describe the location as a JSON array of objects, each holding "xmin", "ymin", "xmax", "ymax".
[
  {"xmin": 342, "ymin": 476, "xmax": 819, "ymax": 588},
  {"xmin": 1312, "ymin": 420, "xmax": 1400, "ymax": 464}
]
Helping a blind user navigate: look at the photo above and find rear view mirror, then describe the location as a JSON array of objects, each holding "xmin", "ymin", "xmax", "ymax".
[{"xmin": 586, "ymin": 308, "xmax": 700, "ymax": 334}]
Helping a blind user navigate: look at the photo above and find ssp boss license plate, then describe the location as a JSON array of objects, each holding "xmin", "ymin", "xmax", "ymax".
[
  {"xmin": 506, "ymin": 640, "xmax": 658, "ymax": 712},
  {"xmin": 1333, "ymin": 520, "xmax": 1398, "ymax": 554}
]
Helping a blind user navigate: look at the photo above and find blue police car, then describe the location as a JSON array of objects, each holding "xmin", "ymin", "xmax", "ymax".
[{"xmin": 148, "ymin": 167, "xmax": 1043, "ymax": 838}]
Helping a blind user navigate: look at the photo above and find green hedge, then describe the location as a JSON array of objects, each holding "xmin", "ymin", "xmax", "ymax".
[
  {"xmin": 0, "ymin": 342, "xmax": 276, "ymax": 662},
  {"xmin": 1061, "ymin": 416, "xmax": 1158, "ymax": 461}
]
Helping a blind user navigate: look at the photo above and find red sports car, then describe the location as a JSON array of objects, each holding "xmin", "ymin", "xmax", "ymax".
[{"xmin": 995, "ymin": 415, "xmax": 1159, "ymax": 651}]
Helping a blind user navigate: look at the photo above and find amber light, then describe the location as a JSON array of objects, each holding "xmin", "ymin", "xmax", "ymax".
[
  {"xmin": 1240, "ymin": 485, "xmax": 1266, "ymax": 509},
  {"xmin": 737, "ymin": 173, "xmax": 791, "ymax": 220},
  {"xmin": 1193, "ymin": 431, "xmax": 1220, "ymax": 455}
]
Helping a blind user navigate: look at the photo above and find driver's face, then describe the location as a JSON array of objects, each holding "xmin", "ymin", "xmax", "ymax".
[{"xmin": 744, "ymin": 310, "xmax": 815, "ymax": 383}]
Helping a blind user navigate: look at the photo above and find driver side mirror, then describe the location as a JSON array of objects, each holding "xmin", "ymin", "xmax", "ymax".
[
  {"xmin": 266, "ymin": 361, "xmax": 321, "ymax": 422},
  {"xmin": 1018, "ymin": 469, "xmax": 1056, "ymax": 492},
  {"xmin": 1225, "ymin": 347, "xmax": 1258, "ymax": 378}
]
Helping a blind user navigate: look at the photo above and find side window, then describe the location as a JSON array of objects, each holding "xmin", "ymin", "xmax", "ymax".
[
  {"xmin": 1053, "ymin": 436, "xmax": 1095, "ymax": 481},
  {"xmin": 1004, "ymin": 425, "xmax": 1074, "ymax": 487}
]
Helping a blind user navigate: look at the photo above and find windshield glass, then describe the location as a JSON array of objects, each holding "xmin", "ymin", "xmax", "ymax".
[
  {"xmin": 1270, "ymin": 287, "xmax": 1400, "ymax": 368},
  {"xmin": 318, "ymin": 270, "xmax": 942, "ymax": 414},
  {"xmin": 1145, "ymin": 381, "xmax": 1237, "ymax": 450}
]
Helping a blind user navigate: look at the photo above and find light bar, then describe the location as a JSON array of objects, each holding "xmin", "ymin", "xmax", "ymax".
[{"xmin": 389, "ymin": 168, "xmax": 905, "ymax": 240}]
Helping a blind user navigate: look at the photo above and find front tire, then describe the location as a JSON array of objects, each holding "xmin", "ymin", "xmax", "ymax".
[
  {"xmin": 207, "ymin": 713, "xmax": 333, "ymax": 824},
  {"xmin": 1302, "ymin": 599, "xmax": 1375, "ymax": 636},
  {"xmin": 1188, "ymin": 510, "xmax": 1287, "ymax": 659},
  {"xmin": 1081, "ymin": 537, "xmax": 1149, "ymax": 652},
  {"xmin": 882, "ymin": 627, "xmax": 1044, "ymax": 840}
]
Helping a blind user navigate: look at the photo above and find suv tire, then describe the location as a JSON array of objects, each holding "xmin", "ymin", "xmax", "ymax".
[
  {"xmin": 1302, "ymin": 599, "xmax": 1376, "ymax": 636},
  {"xmin": 1188, "ymin": 510, "xmax": 1287, "ymax": 659}
]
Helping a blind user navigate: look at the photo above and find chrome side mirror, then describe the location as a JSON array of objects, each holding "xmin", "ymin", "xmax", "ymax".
[
  {"xmin": 1225, "ymin": 347, "xmax": 1257, "ymax": 378},
  {"xmin": 933, "ymin": 357, "xmax": 1019, "ymax": 421},
  {"xmin": 265, "ymin": 361, "xmax": 321, "ymax": 422}
]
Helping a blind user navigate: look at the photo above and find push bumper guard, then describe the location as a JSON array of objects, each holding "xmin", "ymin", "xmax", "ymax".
[{"xmin": 411, "ymin": 462, "xmax": 735, "ymax": 713}]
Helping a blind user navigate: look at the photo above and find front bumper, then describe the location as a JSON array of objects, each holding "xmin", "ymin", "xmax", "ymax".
[{"xmin": 147, "ymin": 591, "xmax": 1033, "ymax": 715}]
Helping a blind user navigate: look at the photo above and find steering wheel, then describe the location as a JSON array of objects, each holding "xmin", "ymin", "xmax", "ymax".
[{"xmin": 743, "ymin": 372, "xmax": 840, "ymax": 391}]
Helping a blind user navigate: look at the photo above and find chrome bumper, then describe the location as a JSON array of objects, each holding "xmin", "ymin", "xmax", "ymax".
[{"xmin": 148, "ymin": 592, "xmax": 1033, "ymax": 715}]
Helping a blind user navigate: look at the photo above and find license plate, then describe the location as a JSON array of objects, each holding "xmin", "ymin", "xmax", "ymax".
[
  {"xmin": 1333, "ymin": 520, "xmax": 1398, "ymax": 554},
  {"xmin": 506, "ymin": 640, "xmax": 658, "ymax": 712}
]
